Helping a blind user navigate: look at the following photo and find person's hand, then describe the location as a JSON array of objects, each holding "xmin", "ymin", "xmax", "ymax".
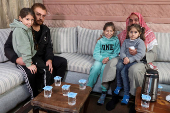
[
  {"xmin": 16, "ymin": 57, "xmax": 25, "ymax": 66},
  {"xmin": 96, "ymin": 35, "xmax": 102, "ymax": 43},
  {"xmin": 102, "ymin": 57, "xmax": 109, "ymax": 64},
  {"xmin": 123, "ymin": 57, "xmax": 130, "ymax": 64},
  {"xmin": 27, "ymin": 64, "xmax": 37, "ymax": 74},
  {"xmin": 46, "ymin": 60, "xmax": 53, "ymax": 74},
  {"xmin": 129, "ymin": 48, "xmax": 137, "ymax": 55}
]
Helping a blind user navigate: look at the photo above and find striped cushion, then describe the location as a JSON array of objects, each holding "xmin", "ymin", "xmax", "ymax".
[
  {"xmin": 154, "ymin": 32, "xmax": 170, "ymax": 61},
  {"xmin": 55, "ymin": 53, "xmax": 94, "ymax": 74},
  {"xmin": 0, "ymin": 28, "xmax": 11, "ymax": 62},
  {"xmin": 77, "ymin": 26, "xmax": 121, "ymax": 55},
  {"xmin": 153, "ymin": 62, "xmax": 170, "ymax": 84},
  {"xmin": 77, "ymin": 26, "xmax": 103, "ymax": 55},
  {"xmin": 50, "ymin": 27, "xmax": 77, "ymax": 53},
  {"xmin": 0, "ymin": 61, "xmax": 24, "ymax": 95}
]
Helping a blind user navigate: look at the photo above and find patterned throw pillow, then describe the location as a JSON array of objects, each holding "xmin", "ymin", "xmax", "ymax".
[
  {"xmin": 154, "ymin": 32, "xmax": 170, "ymax": 61},
  {"xmin": 50, "ymin": 27, "xmax": 77, "ymax": 53},
  {"xmin": 0, "ymin": 28, "xmax": 11, "ymax": 62},
  {"xmin": 77, "ymin": 26, "xmax": 103, "ymax": 55}
]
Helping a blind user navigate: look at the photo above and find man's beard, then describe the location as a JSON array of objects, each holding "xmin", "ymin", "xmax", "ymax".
[{"xmin": 34, "ymin": 19, "xmax": 43, "ymax": 25}]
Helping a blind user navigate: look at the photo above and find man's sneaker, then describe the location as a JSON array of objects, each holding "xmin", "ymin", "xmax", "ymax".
[{"xmin": 106, "ymin": 93, "xmax": 119, "ymax": 111}]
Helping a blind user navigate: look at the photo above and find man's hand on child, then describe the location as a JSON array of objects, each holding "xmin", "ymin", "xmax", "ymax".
[
  {"xmin": 28, "ymin": 64, "xmax": 37, "ymax": 74},
  {"xmin": 16, "ymin": 57, "xmax": 25, "ymax": 66},
  {"xmin": 129, "ymin": 48, "xmax": 137, "ymax": 55}
]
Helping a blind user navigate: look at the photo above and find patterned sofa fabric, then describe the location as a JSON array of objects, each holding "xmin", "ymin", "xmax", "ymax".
[
  {"xmin": 0, "ymin": 62, "xmax": 24, "ymax": 95},
  {"xmin": 77, "ymin": 26, "xmax": 103, "ymax": 55},
  {"xmin": 0, "ymin": 28, "xmax": 11, "ymax": 63},
  {"xmin": 154, "ymin": 32, "xmax": 170, "ymax": 62},
  {"xmin": 55, "ymin": 53, "xmax": 94, "ymax": 74},
  {"xmin": 50, "ymin": 27, "xmax": 77, "ymax": 54},
  {"xmin": 153, "ymin": 62, "xmax": 170, "ymax": 84}
]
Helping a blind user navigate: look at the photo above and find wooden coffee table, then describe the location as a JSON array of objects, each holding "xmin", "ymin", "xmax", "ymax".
[
  {"xmin": 31, "ymin": 82, "xmax": 92, "ymax": 113},
  {"xmin": 135, "ymin": 87, "xmax": 170, "ymax": 113}
]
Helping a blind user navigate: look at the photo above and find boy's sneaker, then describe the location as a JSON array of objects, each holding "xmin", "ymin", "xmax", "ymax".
[
  {"xmin": 114, "ymin": 86, "xmax": 122, "ymax": 95},
  {"xmin": 97, "ymin": 91, "xmax": 107, "ymax": 105},
  {"xmin": 121, "ymin": 95, "xmax": 130, "ymax": 105}
]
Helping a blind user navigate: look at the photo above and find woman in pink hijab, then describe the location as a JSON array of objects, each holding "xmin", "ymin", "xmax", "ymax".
[{"xmin": 103, "ymin": 12, "xmax": 158, "ymax": 111}]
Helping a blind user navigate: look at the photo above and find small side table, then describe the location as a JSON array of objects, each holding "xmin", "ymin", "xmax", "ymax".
[
  {"xmin": 31, "ymin": 82, "xmax": 92, "ymax": 113},
  {"xmin": 135, "ymin": 87, "xmax": 170, "ymax": 113}
]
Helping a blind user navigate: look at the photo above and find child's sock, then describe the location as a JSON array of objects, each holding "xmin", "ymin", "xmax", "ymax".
[
  {"xmin": 97, "ymin": 91, "xmax": 107, "ymax": 105},
  {"xmin": 121, "ymin": 95, "xmax": 130, "ymax": 105},
  {"xmin": 114, "ymin": 86, "xmax": 122, "ymax": 95}
]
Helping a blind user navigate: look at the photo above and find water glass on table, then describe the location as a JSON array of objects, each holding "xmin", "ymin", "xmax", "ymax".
[
  {"xmin": 62, "ymin": 85, "xmax": 70, "ymax": 96},
  {"xmin": 79, "ymin": 79, "xmax": 87, "ymax": 90},
  {"xmin": 157, "ymin": 84, "xmax": 163, "ymax": 95},
  {"xmin": 43, "ymin": 86, "xmax": 53, "ymax": 98},
  {"xmin": 68, "ymin": 92, "xmax": 77, "ymax": 105},
  {"xmin": 54, "ymin": 76, "xmax": 62, "ymax": 86},
  {"xmin": 141, "ymin": 94, "xmax": 151, "ymax": 108}
]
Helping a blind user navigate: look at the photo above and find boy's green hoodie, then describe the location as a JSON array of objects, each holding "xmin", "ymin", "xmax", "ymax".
[{"xmin": 10, "ymin": 19, "xmax": 36, "ymax": 67}]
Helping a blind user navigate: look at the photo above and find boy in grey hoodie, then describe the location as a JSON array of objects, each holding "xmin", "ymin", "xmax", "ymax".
[
  {"xmin": 10, "ymin": 8, "xmax": 39, "ymax": 98},
  {"xmin": 10, "ymin": 8, "xmax": 37, "ymax": 73}
]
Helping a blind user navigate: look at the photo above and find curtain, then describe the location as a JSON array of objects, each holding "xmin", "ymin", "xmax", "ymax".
[{"xmin": 0, "ymin": 0, "xmax": 43, "ymax": 29}]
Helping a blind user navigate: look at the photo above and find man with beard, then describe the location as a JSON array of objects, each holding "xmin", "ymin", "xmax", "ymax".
[{"xmin": 4, "ymin": 3, "xmax": 67, "ymax": 99}]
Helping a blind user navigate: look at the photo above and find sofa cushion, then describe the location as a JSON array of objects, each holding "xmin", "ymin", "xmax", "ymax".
[
  {"xmin": 77, "ymin": 26, "xmax": 103, "ymax": 55},
  {"xmin": 0, "ymin": 61, "xmax": 24, "ymax": 95},
  {"xmin": 50, "ymin": 27, "xmax": 77, "ymax": 53},
  {"xmin": 153, "ymin": 62, "xmax": 170, "ymax": 84},
  {"xmin": 0, "ymin": 28, "xmax": 11, "ymax": 62},
  {"xmin": 154, "ymin": 32, "xmax": 170, "ymax": 61},
  {"xmin": 55, "ymin": 53, "xmax": 94, "ymax": 74}
]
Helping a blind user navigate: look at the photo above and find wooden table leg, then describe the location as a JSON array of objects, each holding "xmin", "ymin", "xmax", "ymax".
[
  {"xmin": 33, "ymin": 106, "xmax": 39, "ymax": 113},
  {"xmin": 83, "ymin": 96, "xmax": 90, "ymax": 113}
]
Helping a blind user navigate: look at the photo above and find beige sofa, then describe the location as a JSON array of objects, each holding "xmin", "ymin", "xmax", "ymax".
[{"xmin": 0, "ymin": 26, "xmax": 170, "ymax": 112}]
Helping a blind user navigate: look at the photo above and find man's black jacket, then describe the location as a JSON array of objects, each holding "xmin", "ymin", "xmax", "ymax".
[{"xmin": 4, "ymin": 24, "xmax": 54, "ymax": 63}]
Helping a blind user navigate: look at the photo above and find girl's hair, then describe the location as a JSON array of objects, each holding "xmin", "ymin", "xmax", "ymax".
[
  {"xmin": 19, "ymin": 8, "xmax": 35, "ymax": 19},
  {"xmin": 126, "ymin": 24, "xmax": 145, "ymax": 41}
]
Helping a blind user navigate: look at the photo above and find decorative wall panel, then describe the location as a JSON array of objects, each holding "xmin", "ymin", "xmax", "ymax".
[{"xmin": 43, "ymin": 0, "xmax": 170, "ymax": 32}]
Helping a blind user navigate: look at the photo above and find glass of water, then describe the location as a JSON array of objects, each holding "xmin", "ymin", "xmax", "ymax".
[
  {"xmin": 157, "ymin": 84, "xmax": 163, "ymax": 95},
  {"xmin": 68, "ymin": 92, "xmax": 77, "ymax": 105},
  {"xmin": 141, "ymin": 94, "xmax": 151, "ymax": 108},
  {"xmin": 54, "ymin": 76, "xmax": 62, "ymax": 86},
  {"xmin": 62, "ymin": 85, "xmax": 70, "ymax": 96},
  {"xmin": 43, "ymin": 86, "xmax": 53, "ymax": 98},
  {"xmin": 79, "ymin": 79, "xmax": 87, "ymax": 90}
]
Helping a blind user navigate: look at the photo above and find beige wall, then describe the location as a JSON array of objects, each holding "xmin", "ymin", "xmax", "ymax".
[
  {"xmin": 43, "ymin": 0, "xmax": 170, "ymax": 32},
  {"xmin": 0, "ymin": 0, "xmax": 43, "ymax": 29}
]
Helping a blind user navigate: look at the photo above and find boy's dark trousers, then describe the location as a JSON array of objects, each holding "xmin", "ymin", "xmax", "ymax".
[
  {"xmin": 17, "ymin": 55, "xmax": 67, "ymax": 98},
  {"xmin": 32, "ymin": 55, "xmax": 54, "ymax": 90},
  {"xmin": 16, "ymin": 55, "xmax": 54, "ymax": 98}
]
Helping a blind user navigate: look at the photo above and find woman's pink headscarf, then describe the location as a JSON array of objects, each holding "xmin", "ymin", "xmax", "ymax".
[{"xmin": 118, "ymin": 12, "xmax": 157, "ymax": 51}]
